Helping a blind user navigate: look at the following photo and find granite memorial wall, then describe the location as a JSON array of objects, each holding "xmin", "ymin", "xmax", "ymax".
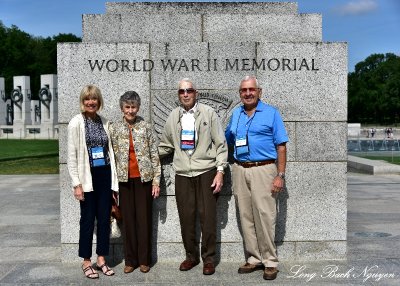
[{"xmin": 58, "ymin": 2, "xmax": 347, "ymax": 262}]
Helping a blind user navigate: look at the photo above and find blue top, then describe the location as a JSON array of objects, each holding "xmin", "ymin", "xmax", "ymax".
[{"xmin": 225, "ymin": 100, "xmax": 289, "ymax": 162}]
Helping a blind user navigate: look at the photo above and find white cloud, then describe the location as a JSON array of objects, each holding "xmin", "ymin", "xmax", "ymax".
[{"xmin": 335, "ymin": 0, "xmax": 378, "ymax": 15}]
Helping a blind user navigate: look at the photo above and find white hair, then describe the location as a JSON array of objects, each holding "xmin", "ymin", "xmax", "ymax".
[
  {"xmin": 178, "ymin": 78, "xmax": 196, "ymax": 90},
  {"xmin": 240, "ymin": 75, "xmax": 260, "ymax": 88}
]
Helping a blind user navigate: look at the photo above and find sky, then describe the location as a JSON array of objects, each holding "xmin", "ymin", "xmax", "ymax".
[{"xmin": 0, "ymin": 0, "xmax": 399, "ymax": 72}]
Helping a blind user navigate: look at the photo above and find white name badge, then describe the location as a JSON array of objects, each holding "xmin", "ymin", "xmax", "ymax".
[
  {"xmin": 181, "ymin": 130, "xmax": 195, "ymax": 150},
  {"xmin": 91, "ymin": 146, "xmax": 106, "ymax": 167},
  {"xmin": 235, "ymin": 136, "xmax": 247, "ymax": 147},
  {"xmin": 181, "ymin": 130, "xmax": 195, "ymax": 140}
]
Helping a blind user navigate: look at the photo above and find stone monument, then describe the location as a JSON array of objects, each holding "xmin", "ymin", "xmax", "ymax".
[
  {"xmin": 26, "ymin": 81, "xmax": 41, "ymax": 137},
  {"xmin": 58, "ymin": 2, "xmax": 347, "ymax": 262},
  {"xmin": 11, "ymin": 76, "xmax": 31, "ymax": 139},
  {"xmin": 0, "ymin": 75, "xmax": 59, "ymax": 139},
  {"xmin": 37, "ymin": 74, "xmax": 58, "ymax": 139},
  {"xmin": 0, "ymin": 77, "xmax": 6, "ymax": 126}
]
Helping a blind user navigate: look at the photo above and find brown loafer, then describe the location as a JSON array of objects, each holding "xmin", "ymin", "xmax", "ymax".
[
  {"xmin": 179, "ymin": 259, "xmax": 199, "ymax": 271},
  {"xmin": 203, "ymin": 263, "xmax": 215, "ymax": 275},
  {"xmin": 139, "ymin": 265, "xmax": 150, "ymax": 273},
  {"xmin": 263, "ymin": 267, "xmax": 279, "ymax": 280},
  {"xmin": 124, "ymin": 265, "xmax": 135, "ymax": 273},
  {"xmin": 238, "ymin": 262, "xmax": 264, "ymax": 274}
]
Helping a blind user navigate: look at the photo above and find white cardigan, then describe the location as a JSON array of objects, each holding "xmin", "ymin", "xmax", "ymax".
[{"xmin": 67, "ymin": 113, "xmax": 119, "ymax": 192}]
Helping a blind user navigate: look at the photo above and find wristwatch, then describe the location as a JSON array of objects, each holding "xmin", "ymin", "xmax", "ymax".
[{"xmin": 277, "ymin": 172, "xmax": 285, "ymax": 179}]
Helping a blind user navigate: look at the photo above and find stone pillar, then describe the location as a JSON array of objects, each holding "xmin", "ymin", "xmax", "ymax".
[
  {"xmin": 38, "ymin": 74, "xmax": 58, "ymax": 139},
  {"xmin": 29, "ymin": 93, "xmax": 40, "ymax": 127},
  {"xmin": 0, "ymin": 77, "xmax": 6, "ymax": 125},
  {"xmin": 12, "ymin": 76, "xmax": 31, "ymax": 139},
  {"xmin": 27, "ymin": 83, "xmax": 41, "ymax": 139},
  {"xmin": 58, "ymin": 2, "xmax": 347, "ymax": 263},
  {"xmin": 0, "ymin": 77, "xmax": 10, "ymax": 138}
]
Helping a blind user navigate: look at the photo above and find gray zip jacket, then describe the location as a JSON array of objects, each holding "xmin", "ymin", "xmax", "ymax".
[{"xmin": 158, "ymin": 103, "xmax": 228, "ymax": 177}]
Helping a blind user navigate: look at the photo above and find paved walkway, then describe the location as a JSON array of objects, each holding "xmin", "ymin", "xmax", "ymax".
[{"xmin": 0, "ymin": 173, "xmax": 399, "ymax": 285}]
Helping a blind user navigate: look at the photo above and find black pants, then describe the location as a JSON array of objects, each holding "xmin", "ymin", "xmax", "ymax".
[
  {"xmin": 175, "ymin": 169, "xmax": 218, "ymax": 264},
  {"xmin": 119, "ymin": 178, "xmax": 153, "ymax": 267},
  {"xmin": 79, "ymin": 165, "xmax": 112, "ymax": 259}
]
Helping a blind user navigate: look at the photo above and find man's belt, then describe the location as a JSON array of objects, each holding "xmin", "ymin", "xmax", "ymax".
[{"xmin": 235, "ymin": 160, "xmax": 275, "ymax": 168}]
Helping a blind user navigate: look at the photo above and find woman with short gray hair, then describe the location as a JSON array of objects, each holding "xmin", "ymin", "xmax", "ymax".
[
  {"xmin": 119, "ymin": 90, "xmax": 141, "ymax": 109},
  {"xmin": 110, "ymin": 91, "xmax": 161, "ymax": 274}
]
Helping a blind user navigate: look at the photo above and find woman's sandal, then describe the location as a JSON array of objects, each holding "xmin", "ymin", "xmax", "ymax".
[
  {"xmin": 82, "ymin": 264, "xmax": 99, "ymax": 279},
  {"xmin": 96, "ymin": 263, "xmax": 115, "ymax": 276}
]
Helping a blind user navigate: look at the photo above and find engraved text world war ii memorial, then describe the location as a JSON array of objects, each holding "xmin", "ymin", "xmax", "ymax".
[{"xmin": 58, "ymin": 2, "xmax": 347, "ymax": 262}]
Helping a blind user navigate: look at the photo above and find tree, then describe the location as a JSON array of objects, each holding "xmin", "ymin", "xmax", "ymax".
[
  {"xmin": 348, "ymin": 53, "xmax": 400, "ymax": 125},
  {"xmin": 0, "ymin": 21, "xmax": 81, "ymax": 97}
]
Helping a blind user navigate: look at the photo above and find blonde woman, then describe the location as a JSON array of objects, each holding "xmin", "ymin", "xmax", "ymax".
[{"xmin": 67, "ymin": 84, "xmax": 118, "ymax": 279}]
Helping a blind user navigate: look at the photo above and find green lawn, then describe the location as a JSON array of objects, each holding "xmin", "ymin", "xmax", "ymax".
[
  {"xmin": 355, "ymin": 155, "xmax": 400, "ymax": 165},
  {"xmin": 0, "ymin": 139, "xmax": 59, "ymax": 174}
]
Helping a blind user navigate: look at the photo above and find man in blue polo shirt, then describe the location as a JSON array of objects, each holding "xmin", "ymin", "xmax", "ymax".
[{"xmin": 225, "ymin": 75, "xmax": 288, "ymax": 281}]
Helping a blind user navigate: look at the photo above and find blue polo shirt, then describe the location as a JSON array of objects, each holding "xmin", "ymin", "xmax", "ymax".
[{"xmin": 225, "ymin": 100, "xmax": 288, "ymax": 162}]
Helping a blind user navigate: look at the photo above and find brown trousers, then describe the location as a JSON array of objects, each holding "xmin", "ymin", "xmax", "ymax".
[
  {"xmin": 175, "ymin": 169, "xmax": 218, "ymax": 264},
  {"xmin": 119, "ymin": 178, "xmax": 153, "ymax": 267}
]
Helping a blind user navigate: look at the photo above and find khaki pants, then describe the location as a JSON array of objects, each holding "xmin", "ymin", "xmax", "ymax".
[{"xmin": 232, "ymin": 163, "xmax": 278, "ymax": 267}]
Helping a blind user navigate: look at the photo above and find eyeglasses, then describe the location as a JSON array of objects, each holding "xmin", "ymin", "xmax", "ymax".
[
  {"xmin": 178, "ymin": 88, "xmax": 196, "ymax": 95},
  {"xmin": 239, "ymin": 87, "xmax": 259, "ymax": 94}
]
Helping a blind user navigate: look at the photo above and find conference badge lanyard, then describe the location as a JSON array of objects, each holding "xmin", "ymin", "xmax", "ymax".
[
  {"xmin": 180, "ymin": 109, "xmax": 196, "ymax": 151},
  {"xmin": 84, "ymin": 115, "xmax": 107, "ymax": 167},
  {"xmin": 236, "ymin": 135, "xmax": 249, "ymax": 155},
  {"xmin": 90, "ymin": 146, "xmax": 106, "ymax": 167},
  {"xmin": 235, "ymin": 112, "xmax": 256, "ymax": 156},
  {"xmin": 181, "ymin": 129, "xmax": 195, "ymax": 150}
]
